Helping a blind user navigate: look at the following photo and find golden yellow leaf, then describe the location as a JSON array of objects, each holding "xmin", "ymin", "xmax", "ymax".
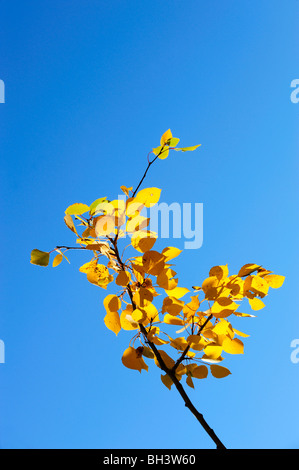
[
  {"xmin": 158, "ymin": 147, "xmax": 169, "ymax": 160},
  {"xmin": 126, "ymin": 215, "xmax": 149, "ymax": 233},
  {"xmin": 204, "ymin": 344, "xmax": 223, "ymax": 360},
  {"xmin": 162, "ymin": 246, "xmax": 182, "ymax": 261},
  {"xmin": 186, "ymin": 374, "xmax": 194, "ymax": 388},
  {"xmin": 134, "ymin": 187, "xmax": 161, "ymax": 208},
  {"xmin": 238, "ymin": 263, "xmax": 261, "ymax": 277},
  {"xmin": 64, "ymin": 214, "xmax": 78, "ymax": 235},
  {"xmin": 162, "ymin": 296, "xmax": 184, "ymax": 316},
  {"xmin": 115, "ymin": 270, "xmax": 131, "ymax": 287},
  {"xmin": 222, "ymin": 337, "xmax": 244, "ymax": 355},
  {"xmin": 104, "ymin": 294, "xmax": 121, "ymax": 313},
  {"xmin": 163, "ymin": 314, "xmax": 185, "ymax": 326},
  {"xmin": 52, "ymin": 253, "xmax": 63, "ymax": 267},
  {"xmin": 210, "ymin": 364, "xmax": 231, "ymax": 378},
  {"xmin": 209, "ymin": 265, "xmax": 229, "ymax": 280},
  {"xmin": 175, "ymin": 145, "xmax": 201, "ymax": 152},
  {"xmin": 156, "ymin": 268, "xmax": 178, "ymax": 290},
  {"xmin": 161, "ymin": 374, "xmax": 173, "ymax": 390},
  {"xmin": 264, "ymin": 274, "xmax": 285, "ymax": 289},
  {"xmin": 154, "ymin": 349, "xmax": 175, "ymax": 369},
  {"xmin": 192, "ymin": 365, "xmax": 209, "ymax": 379},
  {"xmin": 160, "ymin": 129, "xmax": 172, "ymax": 146},
  {"xmin": 211, "ymin": 297, "xmax": 239, "ymax": 318},
  {"xmin": 104, "ymin": 310, "xmax": 121, "ymax": 335},
  {"xmin": 121, "ymin": 346, "xmax": 148, "ymax": 373},
  {"xmin": 248, "ymin": 297, "xmax": 265, "ymax": 310},
  {"xmin": 131, "ymin": 230, "xmax": 157, "ymax": 253},
  {"xmin": 142, "ymin": 250, "xmax": 165, "ymax": 275},
  {"xmin": 164, "ymin": 286, "xmax": 190, "ymax": 299},
  {"xmin": 120, "ymin": 306, "xmax": 138, "ymax": 331},
  {"xmin": 120, "ymin": 185, "xmax": 133, "ymax": 196},
  {"xmin": 65, "ymin": 203, "xmax": 89, "ymax": 215}
]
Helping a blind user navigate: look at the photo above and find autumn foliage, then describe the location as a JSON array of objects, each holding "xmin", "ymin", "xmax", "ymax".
[{"xmin": 31, "ymin": 129, "xmax": 284, "ymax": 448}]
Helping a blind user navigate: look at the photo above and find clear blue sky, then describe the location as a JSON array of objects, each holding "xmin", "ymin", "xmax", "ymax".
[{"xmin": 0, "ymin": 0, "xmax": 298, "ymax": 449}]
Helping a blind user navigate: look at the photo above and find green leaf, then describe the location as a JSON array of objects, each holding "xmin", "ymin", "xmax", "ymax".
[
  {"xmin": 168, "ymin": 137, "xmax": 180, "ymax": 147},
  {"xmin": 30, "ymin": 249, "xmax": 50, "ymax": 267}
]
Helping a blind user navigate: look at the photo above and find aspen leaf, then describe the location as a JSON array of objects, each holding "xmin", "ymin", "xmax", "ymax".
[
  {"xmin": 121, "ymin": 346, "xmax": 148, "ymax": 373},
  {"xmin": 192, "ymin": 365, "xmax": 209, "ymax": 379},
  {"xmin": 120, "ymin": 186, "xmax": 132, "ymax": 197},
  {"xmin": 204, "ymin": 344, "xmax": 223, "ymax": 360},
  {"xmin": 264, "ymin": 274, "xmax": 285, "ymax": 289},
  {"xmin": 209, "ymin": 265, "xmax": 229, "ymax": 280},
  {"xmin": 168, "ymin": 137, "xmax": 180, "ymax": 147},
  {"xmin": 52, "ymin": 253, "xmax": 63, "ymax": 267},
  {"xmin": 161, "ymin": 246, "xmax": 182, "ymax": 261},
  {"xmin": 120, "ymin": 307, "xmax": 138, "ymax": 331},
  {"xmin": 134, "ymin": 187, "xmax": 161, "ymax": 208},
  {"xmin": 175, "ymin": 145, "xmax": 201, "ymax": 152},
  {"xmin": 156, "ymin": 268, "xmax": 178, "ymax": 290},
  {"xmin": 65, "ymin": 203, "xmax": 89, "ymax": 215},
  {"xmin": 222, "ymin": 337, "xmax": 244, "ymax": 355},
  {"xmin": 30, "ymin": 249, "xmax": 50, "ymax": 267},
  {"xmin": 164, "ymin": 287, "xmax": 189, "ymax": 299},
  {"xmin": 89, "ymin": 197, "xmax": 108, "ymax": 215},
  {"xmin": 104, "ymin": 310, "xmax": 121, "ymax": 335},
  {"xmin": 248, "ymin": 297, "xmax": 265, "ymax": 310},
  {"xmin": 238, "ymin": 263, "xmax": 261, "ymax": 277},
  {"xmin": 163, "ymin": 314, "xmax": 185, "ymax": 326},
  {"xmin": 115, "ymin": 270, "xmax": 131, "ymax": 287},
  {"xmin": 211, "ymin": 297, "xmax": 239, "ymax": 318},
  {"xmin": 131, "ymin": 230, "xmax": 157, "ymax": 253},
  {"xmin": 154, "ymin": 349, "xmax": 175, "ymax": 369},
  {"xmin": 186, "ymin": 374, "xmax": 194, "ymax": 388},
  {"xmin": 142, "ymin": 250, "xmax": 165, "ymax": 275},
  {"xmin": 104, "ymin": 294, "xmax": 121, "ymax": 313},
  {"xmin": 210, "ymin": 364, "xmax": 231, "ymax": 378},
  {"xmin": 158, "ymin": 147, "xmax": 169, "ymax": 160},
  {"xmin": 142, "ymin": 346, "xmax": 155, "ymax": 359},
  {"xmin": 64, "ymin": 214, "xmax": 78, "ymax": 235},
  {"xmin": 160, "ymin": 129, "xmax": 172, "ymax": 146},
  {"xmin": 161, "ymin": 374, "xmax": 173, "ymax": 390}
]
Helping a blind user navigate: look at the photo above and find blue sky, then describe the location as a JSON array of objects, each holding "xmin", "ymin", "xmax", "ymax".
[{"xmin": 0, "ymin": 0, "xmax": 298, "ymax": 449}]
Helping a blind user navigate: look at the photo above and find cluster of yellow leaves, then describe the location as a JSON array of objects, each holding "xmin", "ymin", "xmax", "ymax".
[{"xmin": 30, "ymin": 129, "xmax": 285, "ymax": 392}]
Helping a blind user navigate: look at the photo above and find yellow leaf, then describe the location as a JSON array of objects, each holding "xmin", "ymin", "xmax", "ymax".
[
  {"xmin": 131, "ymin": 230, "xmax": 157, "ymax": 253},
  {"xmin": 210, "ymin": 364, "xmax": 231, "ymax": 378},
  {"xmin": 121, "ymin": 346, "xmax": 148, "ymax": 373},
  {"xmin": 120, "ymin": 306, "xmax": 138, "ymax": 331},
  {"xmin": 161, "ymin": 246, "xmax": 182, "ymax": 261},
  {"xmin": 186, "ymin": 374, "xmax": 194, "ymax": 388},
  {"xmin": 30, "ymin": 249, "xmax": 50, "ymax": 267},
  {"xmin": 156, "ymin": 268, "xmax": 178, "ymax": 290},
  {"xmin": 161, "ymin": 374, "xmax": 173, "ymax": 390},
  {"xmin": 209, "ymin": 265, "xmax": 229, "ymax": 280},
  {"xmin": 163, "ymin": 314, "xmax": 185, "ymax": 326},
  {"xmin": 52, "ymin": 253, "xmax": 63, "ymax": 267},
  {"xmin": 65, "ymin": 203, "xmax": 90, "ymax": 215},
  {"xmin": 142, "ymin": 250, "xmax": 165, "ymax": 275},
  {"xmin": 64, "ymin": 214, "xmax": 78, "ymax": 235},
  {"xmin": 164, "ymin": 286, "xmax": 190, "ymax": 299},
  {"xmin": 115, "ymin": 270, "xmax": 131, "ymax": 287},
  {"xmin": 192, "ymin": 365, "xmax": 209, "ymax": 379},
  {"xmin": 160, "ymin": 129, "xmax": 172, "ymax": 146},
  {"xmin": 162, "ymin": 296, "xmax": 184, "ymax": 316},
  {"xmin": 158, "ymin": 147, "xmax": 169, "ymax": 160},
  {"xmin": 204, "ymin": 344, "xmax": 223, "ymax": 360},
  {"xmin": 238, "ymin": 263, "xmax": 261, "ymax": 277},
  {"xmin": 264, "ymin": 274, "xmax": 285, "ymax": 289},
  {"xmin": 168, "ymin": 137, "xmax": 180, "ymax": 147},
  {"xmin": 211, "ymin": 297, "xmax": 239, "ymax": 318},
  {"xmin": 120, "ymin": 185, "xmax": 133, "ymax": 196},
  {"xmin": 154, "ymin": 350, "xmax": 175, "ymax": 369},
  {"xmin": 104, "ymin": 294, "xmax": 121, "ymax": 313},
  {"xmin": 134, "ymin": 187, "xmax": 161, "ymax": 208},
  {"xmin": 222, "ymin": 337, "xmax": 244, "ymax": 355},
  {"xmin": 126, "ymin": 215, "xmax": 150, "ymax": 233},
  {"xmin": 175, "ymin": 145, "xmax": 201, "ymax": 152},
  {"xmin": 248, "ymin": 297, "xmax": 265, "ymax": 310},
  {"xmin": 104, "ymin": 310, "xmax": 121, "ymax": 335}
]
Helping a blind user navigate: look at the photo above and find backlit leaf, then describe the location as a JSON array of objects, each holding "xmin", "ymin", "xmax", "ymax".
[
  {"xmin": 30, "ymin": 249, "xmax": 50, "ymax": 267},
  {"xmin": 121, "ymin": 346, "xmax": 148, "ymax": 373},
  {"xmin": 65, "ymin": 203, "xmax": 90, "ymax": 215},
  {"xmin": 210, "ymin": 364, "xmax": 231, "ymax": 378},
  {"xmin": 52, "ymin": 253, "xmax": 63, "ymax": 267}
]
